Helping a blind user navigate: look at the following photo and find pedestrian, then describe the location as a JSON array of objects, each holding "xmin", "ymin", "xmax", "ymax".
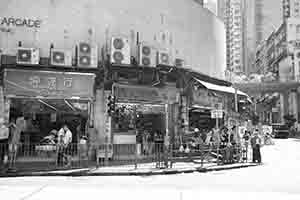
[
  {"xmin": 78, "ymin": 135, "xmax": 88, "ymax": 166},
  {"xmin": 58, "ymin": 124, "xmax": 73, "ymax": 167},
  {"xmin": 251, "ymin": 129, "xmax": 262, "ymax": 163},
  {"xmin": 0, "ymin": 118, "xmax": 9, "ymax": 170},
  {"xmin": 8, "ymin": 116, "xmax": 26, "ymax": 170},
  {"xmin": 56, "ymin": 130, "xmax": 64, "ymax": 166}
]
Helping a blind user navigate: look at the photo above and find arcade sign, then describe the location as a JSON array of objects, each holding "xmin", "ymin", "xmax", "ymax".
[{"xmin": 0, "ymin": 17, "xmax": 41, "ymax": 28}]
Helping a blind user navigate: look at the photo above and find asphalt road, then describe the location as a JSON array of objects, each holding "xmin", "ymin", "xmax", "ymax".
[{"xmin": 0, "ymin": 139, "xmax": 300, "ymax": 200}]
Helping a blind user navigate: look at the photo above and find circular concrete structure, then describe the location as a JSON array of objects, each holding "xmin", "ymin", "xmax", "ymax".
[{"xmin": 0, "ymin": 0, "xmax": 226, "ymax": 79}]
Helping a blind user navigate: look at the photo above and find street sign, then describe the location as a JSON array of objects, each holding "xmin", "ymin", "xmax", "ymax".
[{"xmin": 211, "ymin": 110, "xmax": 223, "ymax": 118}]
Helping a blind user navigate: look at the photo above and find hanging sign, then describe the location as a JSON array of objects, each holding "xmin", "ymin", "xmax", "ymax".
[{"xmin": 4, "ymin": 69, "xmax": 95, "ymax": 99}]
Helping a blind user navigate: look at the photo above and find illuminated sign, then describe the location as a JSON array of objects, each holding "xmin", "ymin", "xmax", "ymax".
[{"xmin": 0, "ymin": 17, "xmax": 41, "ymax": 28}]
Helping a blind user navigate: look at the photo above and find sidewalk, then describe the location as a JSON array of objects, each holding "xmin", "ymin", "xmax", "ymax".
[{"xmin": 0, "ymin": 161, "xmax": 258, "ymax": 177}]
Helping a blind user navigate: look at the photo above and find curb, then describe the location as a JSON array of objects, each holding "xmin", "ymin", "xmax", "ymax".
[{"xmin": 0, "ymin": 164, "xmax": 258, "ymax": 178}]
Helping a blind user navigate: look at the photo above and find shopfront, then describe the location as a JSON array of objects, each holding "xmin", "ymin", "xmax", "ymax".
[
  {"xmin": 2, "ymin": 68, "xmax": 95, "ymax": 161},
  {"xmin": 109, "ymin": 83, "xmax": 178, "ymax": 156},
  {"xmin": 190, "ymin": 77, "xmax": 250, "ymax": 131},
  {"xmin": 189, "ymin": 86, "xmax": 223, "ymax": 131}
]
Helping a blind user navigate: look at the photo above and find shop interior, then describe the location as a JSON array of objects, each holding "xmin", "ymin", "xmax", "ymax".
[
  {"xmin": 9, "ymin": 98, "xmax": 89, "ymax": 146},
  {"xmin": 189, "ymin": 108, "xmax": 224, "ymax": 131},
  {"xmin": 111, "ymin": 103, "xmax": 166, "ymax": 155},
  {"xmin": 112, "ymin": 103, "xmax": 166, "ymax": 137}
]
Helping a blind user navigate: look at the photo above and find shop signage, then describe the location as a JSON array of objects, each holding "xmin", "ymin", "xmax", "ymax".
[
  {"xmin": 0, "ymin": 17, "xmax": 41, "ymax": 28},
  {"xmin": 211, "ymin": 110, "xmax": 223, "ymax": 119},
  {"xmin": 3, "ymin": 69, "xmax": 95, "ymax": 99},
  {"xmin": 113, "ymin": 84, "xmax": 177, "ymax": 103},
  {"xmin": 192, "ymin": 88, "xmax": 219, "ymax": 108}
]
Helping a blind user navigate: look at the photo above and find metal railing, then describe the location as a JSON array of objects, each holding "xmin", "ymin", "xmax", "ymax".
[{"xmin": 0, "ymin": 142, "xmax": 251, "ymax": 173}]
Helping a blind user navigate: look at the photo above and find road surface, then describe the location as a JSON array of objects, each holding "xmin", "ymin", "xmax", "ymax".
[{"xmin": 0, "ymin": 139, "xmax": 300, "ymax": 200}]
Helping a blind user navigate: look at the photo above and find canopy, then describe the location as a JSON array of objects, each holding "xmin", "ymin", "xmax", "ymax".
[{"xmin": 193, "ymin": 77, "xmax": 249, "ymax": 97}]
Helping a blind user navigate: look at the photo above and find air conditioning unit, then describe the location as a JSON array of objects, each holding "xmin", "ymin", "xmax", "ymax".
[
  {"xmin": 110, "ymin": 37, "xmax": 131, "ymax": 65},
  {"xmin": 17, "ymin": 48, "xmax": 39, "ymax": 65},
  {"xmin": 77, "ymin": 42, "xmax": 98, "ymax": 68},
  {"xmin": 138, "ymin": 43, "xmax": 156, "ymax": 67},
  {"xmin": 175, "ymin": 58, "xmax": 185, "ymax": 68},
  {"xmin": 50, "ymin": 49, "xmax": 72, "ymax": 66},
  {"xmin": 157, "ymin": 50, "xmax": 171, "ymax": 66}
]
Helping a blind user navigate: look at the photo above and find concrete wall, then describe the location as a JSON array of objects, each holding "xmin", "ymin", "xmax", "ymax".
[{"xmin": 0, "ymin": 0, "xmax": 226, "ymax": 79}]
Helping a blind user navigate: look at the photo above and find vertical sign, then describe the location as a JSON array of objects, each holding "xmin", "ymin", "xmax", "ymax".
[
  {"xmin": 0, "ymin": 86, "xmax": 4, "ymax": 121},
  {"xmin": 104, "ymin": 91, "xmax": 112, "ymax": 144}
]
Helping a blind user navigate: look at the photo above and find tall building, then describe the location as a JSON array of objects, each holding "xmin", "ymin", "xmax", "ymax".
[
  {"xmin": 246, "ymin": 0, "xmax": 282, "ymax": 74},
  {"xmin": 249, "ymin": 1, "xmax": 300, "ymax": 124},
  {"xmin": 210, "ymin": 0, "xmax": 282, "ymax": 75},
  {"xmin": 222, "ymin": 0, "xmax": 245, "ymax": 74},
  {"xmin": 283, "ymin": 0, "xmax": 300, "ymax": 20}
]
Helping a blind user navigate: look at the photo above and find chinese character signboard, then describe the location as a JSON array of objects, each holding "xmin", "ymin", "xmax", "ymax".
[
  {"xmin": 192, "ymin": 88, "xmax": 220, "ymax": 108},
  {"xmin": 3, "ymin": 69, "xmax": 95, "ymax": 99},
  {"xmin": 113, "ymin": 84, "xmax": 178, "ymax": 103},
  {"xmin": 211, "ymin": 110, "xmax": 223, "ymax": 119}
]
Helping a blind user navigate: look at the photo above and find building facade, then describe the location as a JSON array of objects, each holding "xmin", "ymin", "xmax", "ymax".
[
  {"xmin": 0, "ymin": 0, "xmax": 250, "ymax": 163},
  {"xmin": 251, "ymin": 16, "xmax": 300, "ymax": 125},
  {"xmin": 221, "ymin": 0, "xmax": 245, "ymax": 74},
  {"xmin": 0, "ymin": 0, "xmax": 226, "ymax": 79}
]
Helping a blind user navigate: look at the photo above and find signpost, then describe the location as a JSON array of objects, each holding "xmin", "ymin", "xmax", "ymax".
[
  {"xmin": 211, "ymin": 103, "xmax": 223, "ymax": 165},
  {"xmin": 211, "ymin": 103, "xmax": 223, "ymax": 129}
]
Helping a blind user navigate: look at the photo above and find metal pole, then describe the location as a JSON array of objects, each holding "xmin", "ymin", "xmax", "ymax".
[
  {"xmin": 234, "ymin": 87, "xmax": 238, "ymax": 113},
  {"xmin": 216, "ymin": 117, "xmax": 220, "ymax": 165}
]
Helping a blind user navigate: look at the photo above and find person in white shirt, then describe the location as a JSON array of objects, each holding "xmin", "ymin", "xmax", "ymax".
[
  {"xmin": 58, "ymin": 124, "xmax": 72, "ymax": 167},
  {"xmin": 63, "ymin": 125, "xmax": 72, "ymax": 146}
]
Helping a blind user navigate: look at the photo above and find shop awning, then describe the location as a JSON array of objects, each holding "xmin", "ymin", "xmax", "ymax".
[{"xmin": 193, "ymin": 77, "xmax": 249, "ymax": 97}]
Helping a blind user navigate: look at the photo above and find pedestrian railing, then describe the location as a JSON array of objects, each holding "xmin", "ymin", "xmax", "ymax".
[{"xmin": 0, "ymin": 142, "xmax": 251, "ymax": 173}]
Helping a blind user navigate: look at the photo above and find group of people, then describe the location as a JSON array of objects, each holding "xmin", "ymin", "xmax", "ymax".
[
  {"xmin": 137, "ymin": 130, "xmax": 165, "ymax": 155},
  {"xmin": 243, "ymin": 129, "xmax": 263, "ymax": 164},
  {"xmin": 54, "ymin": 124, "xmax": 73, "ymax": 167},
  {"xmin": 0, "ymin": 119, "xmax": 76, "ymax": 169},
  {"xmin": 187, "ymin": 126, "xmax": 264, "ymax": 164}
]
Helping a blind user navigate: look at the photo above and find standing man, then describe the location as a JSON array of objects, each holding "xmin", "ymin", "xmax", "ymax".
[
  {"xmin": 8, "ymin": 116, "xmax": 25, "ymax": 169},
  {"xmin": 63, "ymin": 124, "xmax": 72, "ymax": 167},
  {"xmin": 251, "ymin": 129, "xmax": 262, "ymax": 163},
  {"xmin": 0, "ymin": 118, "xmax": 9, "ymax": 169},
  {"xmin": 58, "ymin": 124, "xmax": 73, "ymax": 167}
]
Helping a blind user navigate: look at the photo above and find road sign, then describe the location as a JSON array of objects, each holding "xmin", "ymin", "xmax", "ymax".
[{"xmin": 211, "ymin": 110, "xmax": 223, "ymax": 119}]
